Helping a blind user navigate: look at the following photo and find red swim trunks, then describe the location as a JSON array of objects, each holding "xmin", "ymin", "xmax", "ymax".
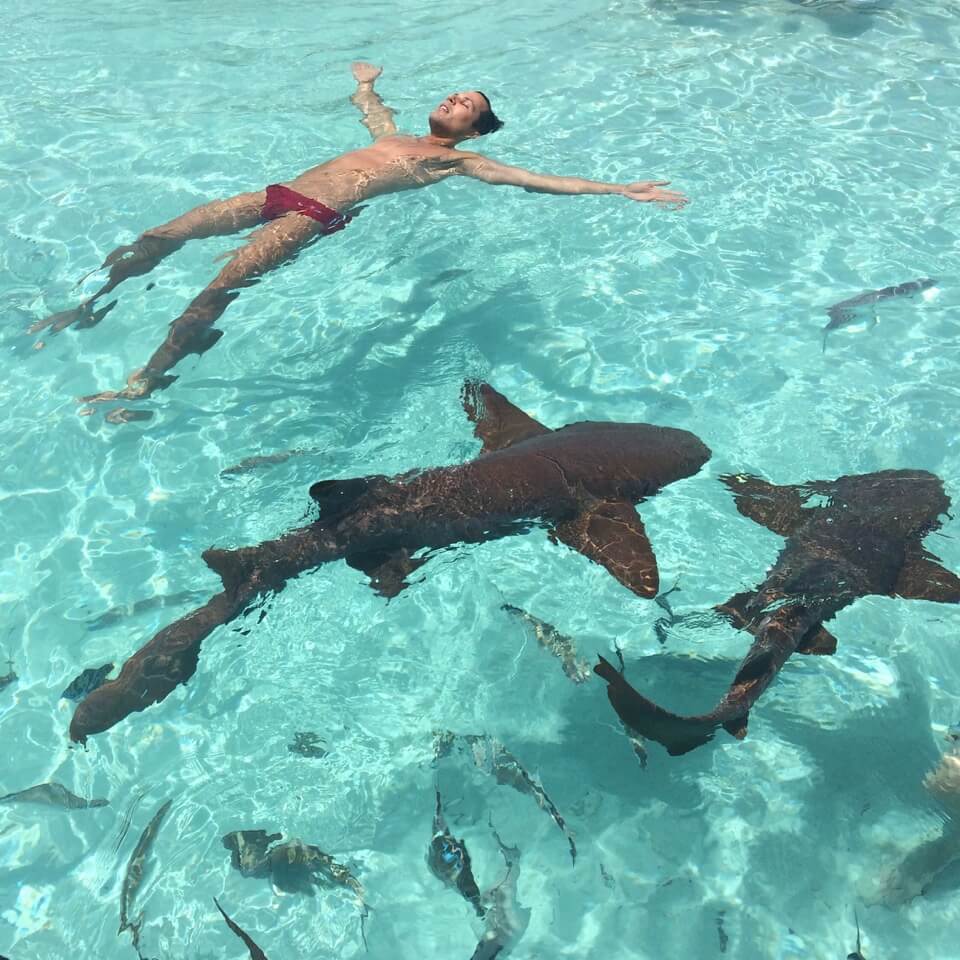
[{"xmin": 261, "ymin": 184, "xmax": 351, "ymax": 233}]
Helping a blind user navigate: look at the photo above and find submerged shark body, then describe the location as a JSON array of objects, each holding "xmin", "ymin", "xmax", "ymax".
[
  {"xmin": 822, "ymin": 277, "xmax": 935, "ymax": 352},
  {"xmin": 596, "ymin": 470, "xmax": 960, "ymax": 756},
  {"xmin": 70, "ymin": 381, "xmax": 709, "ymax": 742}
]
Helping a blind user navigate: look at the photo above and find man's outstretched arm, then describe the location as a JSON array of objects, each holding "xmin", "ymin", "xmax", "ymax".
[
  {"xmin": 457, "ymin": 154, "xmax": 687, "ymax": 206},
  {"xmin": 350, "ymin": 62, "xmax": 398, "ymax": 140}
]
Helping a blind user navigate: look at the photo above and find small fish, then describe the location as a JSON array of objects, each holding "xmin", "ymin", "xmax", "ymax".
[
  {"xmin": 0, "ymin": 653, "xmax": 16, "ymax": 693},
  {"xmin": 822, "ymin": 277, "xmax": 936, "ymax": 352},
  {"xmin": 220, "ymin": 449, "xmax": 311, "ymax": 477},
  {"xmin": 847, "ymin": 909, "xmax": 866, "ymax": 959},
  {"xmin": 470, "ymin": 824, "xmax": 530, "ymax": 959},
  {"xmin": 435, "ymin": 733, "xmax": 577, "ymax": 864},
  {"xmin": 0, "ymin": 782, "xmax": 108, "ymax": 810},
  {"xmin": 717, "ymin": 910, "xmax": 729, "ymax": 953},
  {"xmin": 119, "ymin": 798, "xmax": 172, "ymax": 959},
  {"xmin": 87, "ymin": 590, "xmax": 207, "ymax": 631},
  {"xmin": 61, "ymin": 663, "xmax": 114, "ymax": 701},
  {"xmin": 427, "ymin": 788, "xmax": 485, "ymax": 918},
  {"xmin": 113, "ymin": 791, "xmax": 146, "ymax": 853},
  {"xmin": 214, "ymin": 897, "xmax": 270, "ymax": 960},
  {"xmin": 287, "ymin": 731, "xmax": 328, "ymax": 758},
  {"xmin": 502, "ymin": 605, "xmax": 591, "ymax": 683},
  {"xmin": 223, "ymin": 830, "xmax": 367, "ymax": 941}
]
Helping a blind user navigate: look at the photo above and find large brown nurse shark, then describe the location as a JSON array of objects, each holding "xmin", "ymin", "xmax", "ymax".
[
  {"xmin": 70, "ymin": 381, "xmax": 710, "ymax": 743},
  {"xmin": 596, "ymin": 469, "xmax": 960, "ymax": 756}
]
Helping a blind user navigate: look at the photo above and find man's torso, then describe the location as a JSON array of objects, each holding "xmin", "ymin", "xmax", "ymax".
[{"xmin": 286, "ymin": 135, "xmax": 468, "ymax": 213}]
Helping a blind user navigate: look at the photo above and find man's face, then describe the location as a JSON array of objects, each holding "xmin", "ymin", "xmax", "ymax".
[{"xmin": 429, "ymin": 91, "xmax": 486, "ymax": 137}]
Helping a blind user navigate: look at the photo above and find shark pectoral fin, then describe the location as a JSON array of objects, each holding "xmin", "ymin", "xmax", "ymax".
[
  {"xmin": 594, "ymin": 656, "xmax": 719, "ymax": 756},
  {"xmin": 550, "ymin": 499, "xmax": 659, "ymax": 598},
  {"xmin": 461, "ymin": 380, "xmax": 550, "ymax": 454},
  {"xmin": 723, "ymin": 715, "xmax": 749, "ymax": 740},
  {"xmin": 797, "ymin": 624, "xmax": 838, "ymax": 656},
  {"xmin": 346, "ymin": 548, "xmax": 430, "ymax": 598},
  {"xmin": 719, "ymin": 474, "xmax": 807, "ymax": 536},
  {"xmin": 894, "ymin": 545, "xmax": 960, "ymax": 604}
]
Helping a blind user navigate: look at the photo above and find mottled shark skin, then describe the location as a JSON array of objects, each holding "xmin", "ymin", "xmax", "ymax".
[
  {"xmin": 119, "ymin": 798, "xmax": 172, "ymax": 960},
  {"xmin": 70, "ymin": 381, "xmax": 709, "ymax": 743},
  {"xmin": 595, "ymin": 470, "xmax": 960, "ymax": 756},
  {"xmin": 214, "ymin": 898, "xmax": 270, "ymax": 960},
  {"xmin": 428, "ymin": 788, "xmax": 485, "ymax": 918},
  {"xmin": 822, "ymin": 277, "xmax": 935, "ymax": 352},
  {"xmin": 0, "ymin": 782, "xmax": 108, "ymax": 810}
]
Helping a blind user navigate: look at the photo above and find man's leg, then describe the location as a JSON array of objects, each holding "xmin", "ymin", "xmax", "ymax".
[
  {"xmin": 80, "ymin": 212, "xmax": 328, "ymax": 404},
  {"xmin": 29, "ymin": 191, "xmax": 267, "ymax": 335}
]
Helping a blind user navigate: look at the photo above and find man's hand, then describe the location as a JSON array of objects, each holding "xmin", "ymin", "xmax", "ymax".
[
  {"xmin": 621, "ymin": 180, "xmax": 688, "ymax": 208},
  {"xmin": 352, "ymin": 62, "xmax": 383, "ymax": 85}
]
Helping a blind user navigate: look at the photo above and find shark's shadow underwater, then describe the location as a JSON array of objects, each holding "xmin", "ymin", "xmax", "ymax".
[
  {"xmin": 595, "ymin": 469, "xmax": 960, "ymax": 756},
  {"xmin": 70, "ymin": 380, "xmax": 710, "ymax": 742}
]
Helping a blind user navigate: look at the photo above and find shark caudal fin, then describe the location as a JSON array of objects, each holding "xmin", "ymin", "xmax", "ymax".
[
  {"xmin": 461, "ymin": 380, "xmax": 550, "ymax": 454},
  {"xmin": 594, "ymin": 656, "xmax": 732, "ymax": 756}
]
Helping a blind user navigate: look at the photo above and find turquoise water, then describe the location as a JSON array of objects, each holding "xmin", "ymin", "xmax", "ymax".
[{"xmin": 2, "ymin": 0, "xmax": 960, "ymax": 956}]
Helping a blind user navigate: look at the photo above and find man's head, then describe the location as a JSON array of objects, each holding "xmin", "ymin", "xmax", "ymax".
[{"xmin": 429, "ymin": 90, "xmax": 503, "ymax": 141}]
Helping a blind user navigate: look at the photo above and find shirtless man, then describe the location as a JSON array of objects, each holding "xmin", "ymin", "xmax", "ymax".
[{"xmin": 33, "ymin": 62, "xmax": 687, "ymax": 407}]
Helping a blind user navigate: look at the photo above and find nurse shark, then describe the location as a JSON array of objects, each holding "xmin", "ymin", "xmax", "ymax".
[
  {"xmin": 596, "ymin": 469, "xmax": 960, "ymax": 756},
  {"xmin": 70, "ymin": 380, "xmax": 710, "ymax": 742}
]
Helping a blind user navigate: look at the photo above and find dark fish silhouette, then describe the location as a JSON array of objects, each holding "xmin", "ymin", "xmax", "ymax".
[
  {"xmin": 287, "ymin": 731, "xmax": 329, "ymax": 758},
  {"xmin": 223, "ymin": 830, "xmax": 283, "ymax": 878},
  {"xmin": 87, "ymin": 590, "xmax": 208, "ymax": 631},
  {"xmin": 220, "ymin": 448, "xmax": 312, "ymax": 477},
  {"xmin": 0, "ymin": 653, "xmax": 16, "ymax": 693},
  {"xmin": 502, "ymin": 605, "xmax": 591, "ymax": 683},
  {"xmin": 848, "ymin": 908, "xmax": 866, "ymax": 959},
  {"xmin": 822, "ymin": 277, "xmax": 935, "ymax": 352},
  {"xmin": 434, "ymin": 732, "xmax": 576, "ymax": 864},
  {"xmin": 214, "ymin": 898, "xmax": 270, "ymax": 960},
  {"xmin": 0, "ymin": 782, "xmax": 108, "ymax": 810},
  {"xmin": 70, "ymin": 381, "xmax": 709, "ymax": 743},
  {"xmin": 119, "ymin": 798, "xmax": 172, "ymax": 960},
  {"xmin": 428, "ymin": 788, "xmax": 485, "ymax": 918},
  {"xmin": 60, "ymin": 663, "xmax": 114, "ymax": 701},
  {"xmin": 595, "ymin": 470, "xmax": 960, "ymax": 756}
]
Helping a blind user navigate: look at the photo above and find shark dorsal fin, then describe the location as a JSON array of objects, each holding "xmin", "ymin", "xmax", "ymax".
[
  {"xmin": 720, "ymin": 474, "xmax": 808, "ymax": 536},
  {"xmin": 461, "ymin": 380, "xmax": 550, "ymax": 455}
]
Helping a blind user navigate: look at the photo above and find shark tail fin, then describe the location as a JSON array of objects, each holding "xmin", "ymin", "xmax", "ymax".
[{"xmin": 594, "ymin": 656, "xmax": 720, "ymax": 756}]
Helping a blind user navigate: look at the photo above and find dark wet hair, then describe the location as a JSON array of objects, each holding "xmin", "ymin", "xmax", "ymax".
[{"xmin": 474, "ymin": 91, "xmax": 504, "ymax": 135}]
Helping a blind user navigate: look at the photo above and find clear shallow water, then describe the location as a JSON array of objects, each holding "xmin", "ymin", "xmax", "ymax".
[{"xmin": 2, "ymin": 0, "xmax": 960, "ymax": 956}]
